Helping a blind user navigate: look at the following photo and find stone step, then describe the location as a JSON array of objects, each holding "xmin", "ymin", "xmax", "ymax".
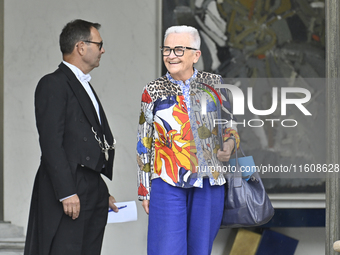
[
  {"xmin": 0, "ymin": 223, "xmax": 24, "ymax": 239},
  {"xmin": 0, "ymin": 253, "xmax": 23, "ymax": 255},
  {"xmin": 0, "ymin": 223, "xmax": 25, "ymax": 254},
  {"xmin": 0, "ymin": 237, "xmax": 25, "ymax": 253}
]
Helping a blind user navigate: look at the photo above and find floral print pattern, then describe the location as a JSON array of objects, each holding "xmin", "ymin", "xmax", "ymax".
[{"xmin": 137, "ymin": 70, "xmax": 240, "ymax": 200}]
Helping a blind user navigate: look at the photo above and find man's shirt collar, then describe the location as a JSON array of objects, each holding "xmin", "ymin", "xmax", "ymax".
[{"xmin": 63, "ymin": 61, "xmax": 91, "ymax": 83}]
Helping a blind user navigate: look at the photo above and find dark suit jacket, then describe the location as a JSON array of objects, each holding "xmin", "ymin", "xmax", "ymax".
[{"xmin": 24, "ymin": 63, "xmax": 115, "ymax": 255}]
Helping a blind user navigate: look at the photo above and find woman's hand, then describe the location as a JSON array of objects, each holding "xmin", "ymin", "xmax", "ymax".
[{"xmin": 217, "ymin": 139, "xmax": 234, "ymax": 162}]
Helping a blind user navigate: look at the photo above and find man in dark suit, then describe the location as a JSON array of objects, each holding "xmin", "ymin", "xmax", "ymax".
[{"xmin": 24, "ymin": 19, "xmax": 118, "ymax": 255}]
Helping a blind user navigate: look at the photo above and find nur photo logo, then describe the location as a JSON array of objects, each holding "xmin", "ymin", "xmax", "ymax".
[{"xmin": 198, "ymin": 83, "xmax": 312, "ymax": 128}]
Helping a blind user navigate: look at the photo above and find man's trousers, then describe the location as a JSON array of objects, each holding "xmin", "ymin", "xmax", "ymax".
[{"xmin": 50, "ymin": 166, "xmax": 109, "ymax": 255}]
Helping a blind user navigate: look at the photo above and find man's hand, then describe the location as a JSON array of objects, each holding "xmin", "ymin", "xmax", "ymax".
[
  {"xmin": 62, "ymin": 194, "xmax": 80, "ymax": 220},
  {"xmin": 217, "ymin": 139, "xmax": 235, "ymax": 162},
  {"xmin": 109, "ymin": 195, "xmax": 119, "ymax": 212},
  {"xmin": 142, "ymin": 200, "xmax": 149, "ymax": 215}
]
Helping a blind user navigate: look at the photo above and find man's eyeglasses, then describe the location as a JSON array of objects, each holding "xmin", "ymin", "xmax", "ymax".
[
  {"xmin": 84, "ymin": 40, "xmax": 103, "ymax": 50},
  {"xmin": 161, "ymin": 46, "xmax": 198, "ymax": 57}
]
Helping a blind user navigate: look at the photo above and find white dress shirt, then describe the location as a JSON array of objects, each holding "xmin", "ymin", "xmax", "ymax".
[{"xmin": 63, "ymin": 61, "xmax": 101, "ymax": 124}]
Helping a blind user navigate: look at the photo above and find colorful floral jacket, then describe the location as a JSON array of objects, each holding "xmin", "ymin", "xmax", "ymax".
[{"xmin": 137, "ymin": 70, "xmax": 240, "ymax": 200}]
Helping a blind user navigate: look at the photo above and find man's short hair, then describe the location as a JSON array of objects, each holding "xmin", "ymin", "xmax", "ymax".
[
  {"xmin": 59, "ymin": 19, "xmax": 101, "ymax": 55},
  {"xmin": 164, "ymin": 25, "xmax": 201, "ymax": 49}
]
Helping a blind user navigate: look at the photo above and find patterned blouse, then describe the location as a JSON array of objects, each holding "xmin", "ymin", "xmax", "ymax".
[{"xmin": 137, "ymin": 69, "xmax": 240, "ymax": 200}]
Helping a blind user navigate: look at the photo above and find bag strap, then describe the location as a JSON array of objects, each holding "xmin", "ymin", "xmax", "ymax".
[
  {"xmin": 239, "ymin": 144, "xmax": 246, "ymax": 157},
  {"xmin": 216, "ymin": 99, "xmax": 224, "ymax": 149},
  {"xmin": 230, "ymin": 136, "xmax": 242, "ymax": 187}
]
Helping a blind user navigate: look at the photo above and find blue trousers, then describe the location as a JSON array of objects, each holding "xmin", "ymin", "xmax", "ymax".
[{"xmin": 148, "ymin": 178, "xmax": 224, "ymax": 255}]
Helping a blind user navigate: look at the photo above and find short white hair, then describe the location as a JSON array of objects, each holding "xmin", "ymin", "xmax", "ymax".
[{"xmin": 164, "ymin": 25, "xmax": 201, "ymax": 49}]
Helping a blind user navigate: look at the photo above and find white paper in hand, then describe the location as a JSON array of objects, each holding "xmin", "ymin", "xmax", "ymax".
[{"xmin": 107, "ymin": 201, "xmax": 137, "ymax": 223}]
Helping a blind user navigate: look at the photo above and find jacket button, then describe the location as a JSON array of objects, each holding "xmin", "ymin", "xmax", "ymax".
[
  {"xmin": 81, "ymin": 165, "xmax": 85, "ymax": 167},
  {"xmin": 83, "ymin": 137, "xmax": 87, "ymax": 141},
  {"xmin": 86, "ymin": 156, "xmax": 90, "ymax": 161}
]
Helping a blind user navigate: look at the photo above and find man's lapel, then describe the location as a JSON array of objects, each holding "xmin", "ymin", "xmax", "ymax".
[
  {"xmin": 89, "ymin": 83, "xmax": 106, "ymax": 130},
  {"xmin": 89, "ymin": 82, "xmax": 114, "ymax": 145},
  {"xmin": 59, "ymin": 63, "xmax": 101, "ymax": 129}
]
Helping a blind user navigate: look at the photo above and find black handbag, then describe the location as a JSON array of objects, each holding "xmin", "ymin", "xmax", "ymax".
[{"xmin": 220, "ymin": 137, "xmax": 274, "ymax": 228}]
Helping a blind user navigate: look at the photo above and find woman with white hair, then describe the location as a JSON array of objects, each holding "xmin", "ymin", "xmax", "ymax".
[{"xmin": 136, "ymin": 25, "xmax": 240, "ymax": 255}]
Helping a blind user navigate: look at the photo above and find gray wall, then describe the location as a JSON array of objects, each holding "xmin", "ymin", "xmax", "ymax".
[
  {"xmin": 0, "ymin": 0, "xmax": 4, "ymax": 222},
  {"xmin": 3, "ymin": 1, "xmax": 325, "ymax": 254},
  {"xmin": 4, "ymin": 1, "xmax": 158, "ymax": 254}
]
